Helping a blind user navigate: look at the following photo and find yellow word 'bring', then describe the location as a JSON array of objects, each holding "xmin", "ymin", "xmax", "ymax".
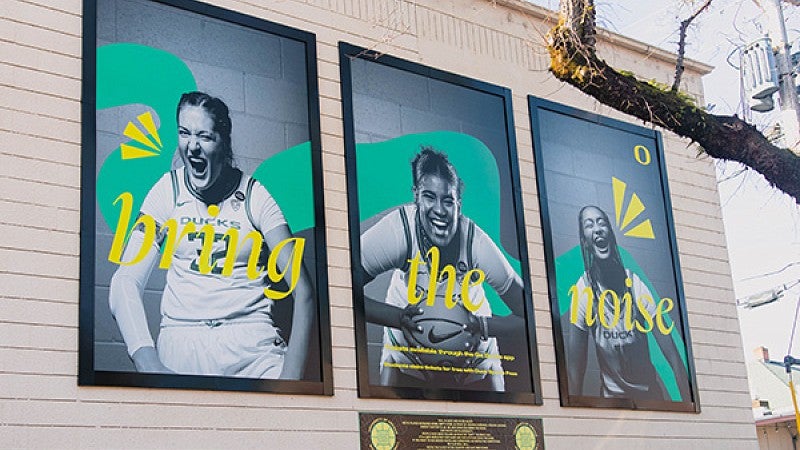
[{"xmin": 107, "ymin": 192, "xmax": 303, "ymax": 300}]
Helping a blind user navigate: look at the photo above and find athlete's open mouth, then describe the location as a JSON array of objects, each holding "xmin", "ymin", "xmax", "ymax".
[
  {"xmin": 429, "ymin": 217, "xmax": 449, "ymax": 234},
  {"xmin": 594, "ymin": 236, "xmax": 609, "ymax": 254},
  {"xmin": 188, "ymin": 156, "xmax": 208, "ymax": 175}
]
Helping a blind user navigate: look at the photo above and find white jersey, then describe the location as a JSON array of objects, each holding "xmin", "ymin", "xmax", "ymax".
[
  {"xmin": 571, "ymin": 270, "xmax": 664, "ymax": 399},
  {"xmin": 141, "ymin": 167, "xmax": 286, "ymax": 321},
  {"xmin": 361, "ymin": 204, "xmax": 519, "ymax": 386}
]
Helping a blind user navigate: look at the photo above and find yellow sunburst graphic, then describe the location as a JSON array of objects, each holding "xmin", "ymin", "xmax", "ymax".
[
  {"xmin": 612, "ymin": 177, "xmax": 655, "ymax": 239},
  {"xmin": 120, "ymin": 111, "xmax": 163, "ymax": 160}
]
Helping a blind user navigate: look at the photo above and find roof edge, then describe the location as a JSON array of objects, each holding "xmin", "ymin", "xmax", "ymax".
[
  {"xmin": 756, "ymin": 411, "xmax": 798, "ymax": 427},
  {"xmin": 494, "ymin": 0, "xmax": 714, "ymax": 75}
]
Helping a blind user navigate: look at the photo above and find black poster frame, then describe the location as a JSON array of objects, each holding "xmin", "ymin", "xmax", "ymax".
[
  {"xmin": 340, "ymin": 42, "xmax": 542, "ymax": 404},
  {"xmin": 529, "ymin": 96, "xmax": 700, "ymax": 412},
  {"xmin": 79, "ymin": 0, "xmax": 333, "ymax": 395}
]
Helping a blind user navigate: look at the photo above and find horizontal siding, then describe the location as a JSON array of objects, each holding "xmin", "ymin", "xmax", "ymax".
[{"xmin": 0, "ymin": 0, "xmax": 756, "ymax": 448}]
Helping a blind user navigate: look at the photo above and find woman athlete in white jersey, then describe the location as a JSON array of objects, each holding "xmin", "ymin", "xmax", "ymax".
[
  {"xmin": 564, "ymin": 206, "xmax": 690, "ymax": 401},
  {"xmin": 109, "ymin": 92, "xmax": 314, "ymax": 380},
  {"xmin": 360, "ymin": 148, "xmax": 526, "ymax": 391}
]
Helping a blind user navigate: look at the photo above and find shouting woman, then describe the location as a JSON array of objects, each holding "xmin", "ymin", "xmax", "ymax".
[
  {"xmin": 109, "ymin": 92, "xmax": 314, "ymax": 380},
  {"xmin": 564, "ymin": 205, "xmax": 690, "ymax": 402}
]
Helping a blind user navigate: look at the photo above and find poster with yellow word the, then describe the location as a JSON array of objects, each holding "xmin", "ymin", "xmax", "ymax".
[{"xmin": 341, "ymin": 43, "xmax": 541, "ymax": 405}]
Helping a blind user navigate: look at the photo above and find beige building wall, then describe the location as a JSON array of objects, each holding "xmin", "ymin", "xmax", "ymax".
[
  {"xmin": 0, "ymin": 0, "xmax": 756, "ymax": 448},
  {"xmin": 756, "ymin": 422, "xmax": 796, "ymax": 450}
]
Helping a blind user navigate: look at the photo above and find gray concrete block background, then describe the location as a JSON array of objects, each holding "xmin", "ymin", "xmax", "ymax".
[
  {"xmin": 351, "ymin": 58, "xmax": 522, "ymax": 260},
  {"xmin": 349, "ymin": 53, "xmax": 534, "ymax": 391},
  {"xmin": 537, "ymin": 107, "xmax": 681, "ymax": 306},
  {"xmin": 93, "ymin": 0, "xmax": 315, "ymax": 373}
]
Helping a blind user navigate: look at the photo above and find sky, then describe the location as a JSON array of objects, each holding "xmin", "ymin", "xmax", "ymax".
[{"xmin": 528, "ymin": 0, "xmax": 800, "ymax": 359}]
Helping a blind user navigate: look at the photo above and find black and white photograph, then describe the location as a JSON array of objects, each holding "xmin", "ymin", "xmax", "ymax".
[
  {"xmin": 529, "ymin": 96, "xmax": 699, "ymax": 411},
  {"xmin": 341, "ymin": 43, "xmax": 541, "ymax": 404},
  {"xmin": 79, "ymin": 0, "xmax": 332, "ymax": 394}
]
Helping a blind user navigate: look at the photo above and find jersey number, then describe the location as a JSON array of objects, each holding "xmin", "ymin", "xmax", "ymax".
[{"xmin": 188, "ymin": 232, "xmax": 231, "ymax": 275}]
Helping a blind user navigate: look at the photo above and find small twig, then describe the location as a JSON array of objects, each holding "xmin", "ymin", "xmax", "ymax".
[
  {"xmin": 672, "ymin": 0, "xmax": 714, "ymax": 92},
  {"xmin": 717, "ymin": 167, "xmax": 748, "ymax": 183},
  {"xmin": 350, "ymin": 0, "xmax": 415, "ymax": 60},
  {"xmin": 643, "ymin": 99, "xmax": 655, "ymax": 124}
]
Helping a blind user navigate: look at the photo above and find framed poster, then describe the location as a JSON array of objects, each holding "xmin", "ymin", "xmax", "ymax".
[
  {"xmin": 340, "ymin": 42, "xmax": 541, "ymax": 404},
  {"xmin": 529, "ymin": 96, "xmax": 699, "ymax": 411},
  {"xmin": 79, "ymin": 0, "xmax": 332, "ymax": 395}
]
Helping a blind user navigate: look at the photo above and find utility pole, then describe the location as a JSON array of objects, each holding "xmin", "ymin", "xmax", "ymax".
[
  {"xmin": 765, "ymin": 0, "xmax": 800, "ymax": 153},
  {"xmin": 784, "ymin": 355, "xmax": 800, "ymax": 433}
]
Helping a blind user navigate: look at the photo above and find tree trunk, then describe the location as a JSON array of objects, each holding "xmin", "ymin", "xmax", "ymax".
[{"xmin": 547, "ymin": 0, "xmax": 800, "ymax": 203}]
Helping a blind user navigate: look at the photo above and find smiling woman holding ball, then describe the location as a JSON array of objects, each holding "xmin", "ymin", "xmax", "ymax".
[{"xmin": 360, "ymin": 147, "xmax": 525, "ymax": 391}]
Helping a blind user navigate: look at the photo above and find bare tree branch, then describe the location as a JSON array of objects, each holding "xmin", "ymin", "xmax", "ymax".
[
  {"xmin": 559, "ymin": 0, "xmax": 596, "ymax": 47},
  {"xmin": 548, "ymin": 0, "xmax": 800, "ymax": 203},
  {"xmin": 673, "ymin": 0, "xmax": 714, "ymax": 91}
]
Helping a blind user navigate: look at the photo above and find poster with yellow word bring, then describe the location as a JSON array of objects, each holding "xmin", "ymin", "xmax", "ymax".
[{"xmin": 79, "ymin": 0, "xmax": 332, "ymax": 395}]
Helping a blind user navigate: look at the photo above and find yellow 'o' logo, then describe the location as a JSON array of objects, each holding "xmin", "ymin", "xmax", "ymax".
[
  {"xmin": 369, "ymin": 419, "xmax": 397, "ymax": 450},
  {"xmin": 634, "ymin": 145, "xmax": 651, "ymax": 166}
]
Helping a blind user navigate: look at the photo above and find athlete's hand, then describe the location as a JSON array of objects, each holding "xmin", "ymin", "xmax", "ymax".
[
  {"xmin": 463, "ymin": 314, "xmax": 488, "ymax": 341},
  {"xmin": 400, "ymin": 305, "xmax": 424, "ymax": 344},
  {"xmin": 131, "ymin": 346, "xmax": 174, "ymax": 374}
]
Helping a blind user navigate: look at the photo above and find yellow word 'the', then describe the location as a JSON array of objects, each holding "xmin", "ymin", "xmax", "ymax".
[
  {"xmin": 107, "ymin": 191, "xmax": 303, "ymax": 300},
  {"xmin": 568, "ymin": 277, "xmax": 675, "ymax": 335},
  {"xmin": 406, "ymin": 246, "xmax": 486, "ymax": 312}
]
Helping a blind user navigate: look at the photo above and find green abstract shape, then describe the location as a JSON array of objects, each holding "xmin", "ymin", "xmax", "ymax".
[
  {"xmin": 97, "ymin": 44, "xmax": 315, "ymax": 240},
  {"xmin": 555, "ymin": 245, "xmax": 688, "ymax": 401},
  {"xmin": 356, "ymin": 131, "xmax": 520, "ymax": 316},
  {"xmin": 253, "ymin": 142, "xmax": 314, "ymax": 232},
  {"xmin": 96, "ymin": 43, "xmax": 196, "ymax": 233}
]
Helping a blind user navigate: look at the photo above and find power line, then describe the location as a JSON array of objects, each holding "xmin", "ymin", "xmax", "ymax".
[
  {"xmin": 788, "ymin": 294, "xmax": 800, "ymax": 356},
  {"xmin": 741, "ymin": 261, "xmax": 800, "ymax": 281}
]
